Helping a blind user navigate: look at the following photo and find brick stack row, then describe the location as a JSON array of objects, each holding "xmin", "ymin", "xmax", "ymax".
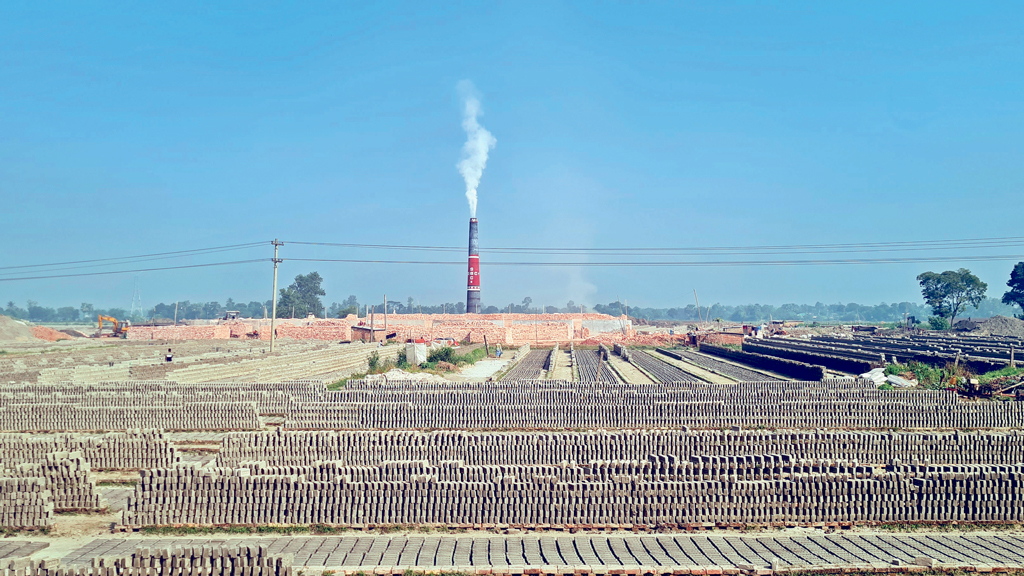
[
  {"xmin": 121, "ymin": 459, "xmax": 1024, "ymax": 527},
  {"xmin": 165, "ymin": 343, "xmax": 397, "ymax": 383},
  {"xmin": 273, "ymin": 324, "xmax": 351, "ymax": 341},
  {"xmin": 2, "ymin": 380, "xmax": 327, "ymax": 416},
  {"xmin": 0, "ymin": 403, "xmax": 261, "ymax": 433},
  {"xmin": 572, "ymin": 349, "xmax": 617, "ymax": 383},
  {"xmin": 627, "ymin": 350, "xmax": 702, "ymax": 383},
  {"xmin": 1, "ymin": 451, "xmax": 103, "ymax": 511},
  {"xmin": 0, "ymin": 477, "xmax": 53, "ymax": 528},
  {"xmin": 282, "ymin": 379, "xmax": 1024, "ymax": 430},
  {"xmin": 0, "ymin": 430, "xmax": 179, "ymax": 470},
  {"xmin": 127, "ymin": 325, "xmax": 233, "ymax": 341},
  {"xmin": 217, "ymin": 429, "xmax": 1024, "ymax": 468},
  {"xmin": 500, "ymin": 349, "xmax": 547, "ymax": 381},
  {"xmin": 657, "ymin": 348, "xmax": 779, "ymax": 382},
  {"xmin": 2, "ymin": 545, "xmax": 291, "ymax": 576},
  {"xmin": 699, "ymin": 344, "xmax": 826, "ymax": 381}
]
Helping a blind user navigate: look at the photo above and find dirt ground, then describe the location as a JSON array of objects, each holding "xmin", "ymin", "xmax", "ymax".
[{"xmin": 606, "ymin": 355, "xmax": 654, "ymax": 384}]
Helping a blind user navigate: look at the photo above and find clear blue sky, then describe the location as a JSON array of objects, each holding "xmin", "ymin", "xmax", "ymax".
[{"xmin": 2, "ymin": 2, "xmax": 1022, "ymax": 310}]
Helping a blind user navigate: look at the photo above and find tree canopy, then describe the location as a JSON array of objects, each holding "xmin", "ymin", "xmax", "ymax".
[
  {"xmin": 917, "ymin": 268, "xmax": 987, "ymax": 325},
  {"xmin": 1002, "ymin": 261, "xmax": 1024, "ymax": 319},
  {"xmin": 277, "ymin": 272, "xmax": 326, "ymax": 318}
]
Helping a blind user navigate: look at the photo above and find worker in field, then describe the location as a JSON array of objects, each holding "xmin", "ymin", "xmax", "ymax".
[{"xmin": 165, "ymin": 348, "xmax": 173, "ymax": 362}]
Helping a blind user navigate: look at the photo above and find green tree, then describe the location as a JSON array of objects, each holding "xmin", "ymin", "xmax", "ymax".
[
  {"xmin": 1002, "ymin": 262, "xmax": 1024, "ymax": 319},
  {"xmin": 917, "ymin": 268, "xmax": 988, "ymax": 326},
  {"xmin": 277, "ymin": 272, "xmax": 326, "ymax": 318}
]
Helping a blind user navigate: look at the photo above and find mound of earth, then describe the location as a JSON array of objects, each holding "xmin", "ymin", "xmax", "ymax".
[
  {"xmin": 31, "ymin": 325, "xmax": 73, "ymax": 342},
  {"xmin": 969, "ymin": 315, "xmax": 1024, "ymax": 338},
  {"xmin": 0, "ymin": 314, "xmax": 35, "ymax": 342}
]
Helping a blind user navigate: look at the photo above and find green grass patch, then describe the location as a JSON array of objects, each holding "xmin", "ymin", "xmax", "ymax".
[
  {"xmin": 979, "ymin": 365, "xmax": 1024, "ymax": 384},
  {"xmin": 788, "ymin": 572, "xmax": 1023, "ymax": 576},
  {"xmin": 883, "ymin": 361, "xmax": 962, "ymax": 390},
  {"xmin": 1, "ymin": 526, "xmax": 51, "ymax": 536},
  {"xmin": 56, "ymin": 508, "xmax": 111, "ymax": 516},
  {"xmin": 139, "ymin": 525, "xmax": 337, "ymax": 536},
  {"xmin": 136, "ymin": 524, "xmax": 471, "ymax": 536},
  {"xmin": 426, "ymin": 346, "xmax": 486, "ymax": 366},
  {"xmin": 878, "ymin": 521, "xmax": 1019, "ymax": 533}
]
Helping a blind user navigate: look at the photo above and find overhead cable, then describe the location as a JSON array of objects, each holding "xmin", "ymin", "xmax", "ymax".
[{"xmin": 0, "ymin": 259, "xmax": 270, "ymax": 282}]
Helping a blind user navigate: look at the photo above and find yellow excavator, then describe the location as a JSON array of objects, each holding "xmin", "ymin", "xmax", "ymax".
[{"xmin": 97, "ymin": 315, "xmax": 130, "ymax": 338}]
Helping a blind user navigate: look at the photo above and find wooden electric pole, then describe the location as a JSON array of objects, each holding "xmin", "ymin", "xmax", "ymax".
[{"xmin": 270, "ymin": 240, "xmax": 283, "ymax": 353}]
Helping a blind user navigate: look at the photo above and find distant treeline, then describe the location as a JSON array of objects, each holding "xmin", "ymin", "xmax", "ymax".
[
  {"xmin": 2, "ymin": 299, "xmax": 272, "ymax": 323},
  {"xmin": 6, "ymin": 296, "xmax": 1015, "ymax": 324},
  {"xmin": 593, "ymin": 297, "xmax": 1018, "ymax": 323}
]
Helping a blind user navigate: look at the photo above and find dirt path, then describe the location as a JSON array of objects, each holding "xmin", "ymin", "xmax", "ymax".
[
  {"xmin": 657, "ymin": 353, "xmax": 736, "ymax": 384},
  {"xmin": 547, "ymin": 349, "xmax": 573, "ymax": 381},
  {"xmin": 606, "ymin": 355, "xmax": 655, "ymax": 384}
]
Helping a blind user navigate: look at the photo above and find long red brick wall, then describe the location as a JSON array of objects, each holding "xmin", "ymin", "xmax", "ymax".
[{"xmin": 127, "ymin": 313, "xmax": 636, "ymax": 345}]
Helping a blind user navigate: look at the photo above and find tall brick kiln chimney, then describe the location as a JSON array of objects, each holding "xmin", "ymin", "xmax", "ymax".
[{"xmin": 467, "ymin": 218, "xmax": 481, "ymax": 314}]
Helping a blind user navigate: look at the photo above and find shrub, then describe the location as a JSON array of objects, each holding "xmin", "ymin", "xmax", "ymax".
[
  {"xmin": 927, "ymin": 316, "xmax": 950, "ymax": 330},
  {"xmin": 427, "ymin": 346, "xmax": 456, "ymax": 364},
  {"xmin": 367, "ymin": 350, "xmax": 380, "ymax": 372}
]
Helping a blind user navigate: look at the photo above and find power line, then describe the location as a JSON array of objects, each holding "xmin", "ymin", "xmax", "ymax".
[
  {"xmin": 1, "ymin": 235, "xmax": 1021, "ymax": 284},
  {"xmin": 0, "ymin": 260, "xmax": 269, "ymax": 282},
  {"xmin": 285, "ymin": 254, "xmax": 1024, "ymax": 267},
  {"xmin": 285, "ymin": 236, "xmax": 1024, "ymax": 256},
  {"xmin": 0, "ymin": 242, "xmax": 269, "ymax": 272},
  {"xmin": 0, "ymin": 245, "xmax": 269, "ymax": 277}
]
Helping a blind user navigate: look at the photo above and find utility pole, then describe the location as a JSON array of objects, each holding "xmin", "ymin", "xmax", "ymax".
[
  {"xmin": 384, "ymin": 293, "xmax": 387, "ymax": 332},
  {"xmin": 173, "ymin": 302, "xmax": 178, "ymax": 325},
  {"xmin": 270, "ymin": 239, "xmax": 283, "ymax": 353},
  {"xmin": 693, "ymin": 289, "xmax": 703, "ymax": 326}
]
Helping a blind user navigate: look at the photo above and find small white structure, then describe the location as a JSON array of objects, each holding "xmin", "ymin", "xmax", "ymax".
[{"xmin": 406, "ymin": 342, "xmax": 428, "ymax": 365}]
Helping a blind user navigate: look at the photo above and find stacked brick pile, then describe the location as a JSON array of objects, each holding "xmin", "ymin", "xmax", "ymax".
[
  {"xmin": 164, "ymin": 343, "xmax": 395, "ymax": 383},
  {"xmin": 508, "ymin": 322, "xmax": 573, "ymax": 344},
  {"xmin": 217, "ymin": 429, "xmax": 1024, "ymax": 469},
  {"xmin": 282, "ymin": 378, "xmax": 1024, "ymax": 430},
  {"xmin": 1, "ymin": 452, "xmax": 104, "ymax": 511},
  {"xmin": 657, "ymin": 348, "xmax": 780, "ymax": 382},
  {"xmin": 128, "ymin": 325, "xmax": 232, "ymax": 341},
  {"xmin": 499, "ymin": 349, "xmax": 549, "ymax": 381},
  {"xmin": 272, "ymin": 324, "xmax": 351, "ymax": 341},
  {"xmin": 0, "ymin": 403, "xmax": 261, "ymax": 432},
  {"xmin": 571, "ymin": 349, "xmax": 618, "ymax": 382},
  {"xmin": 0, "ymin": 477, "xmax": 52, "ymax": 529},
  {"xmin": 626, "ymin": 349, "xmax": 703, "ymax": 383},
  {"xmin": 0, "ymin": 430, "xmax": 180, "ymax": 470},
  {"xmin": 2, "ymin": 545, "xmax": 292, "ymax": 576},
  {"xmin": 581, "ymin": 332, "xmax": 689, "ymax": 347},
  {"xmin": 124, "ymin": 313, "xmax": 631, "ymax": 345},
  {"xmin": 700, "ymin": 344, "xmax": 827, "ymax": 380},
  {"xmin": 122, "ymin": 458, "xmax": 1024, "ymax": 527}
]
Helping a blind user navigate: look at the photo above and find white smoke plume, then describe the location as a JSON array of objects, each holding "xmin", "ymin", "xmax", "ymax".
[{"xmin": 457, "ymin": 80, "xmax": 496, "ymax": 218}]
